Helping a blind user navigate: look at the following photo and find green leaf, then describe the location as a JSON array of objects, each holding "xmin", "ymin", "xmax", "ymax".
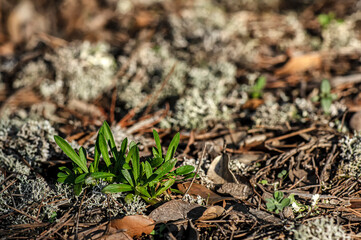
[
  {"xmin": 102, "ymin": 184, "xmax": 133, "ymax": 194},
  {"xmin": 98, "ymin": 133, "xmax": 112, "ymax": 167},
  {"xmin": 321, "ymin": 97, "xmax": 332, "ymax": 114},
  {"xmin": 311, "ymin": 95, "xmax": 320, "ymax": 102},
  {"xmin": 281, "ymin": 197, "xmax": 291, "ymax": 208},
  {"xmin": 59, "ymin": 166, "xmax": 72, "ymax": 175},
  {"xmin": 146, "ymin": 158, "xmax": 177, "ymax": 185},
  {"xmin": 153, "ymin": 129, "xmax": 162, "ymax": 157},
  {"xmin": 123, "ymin": 162, "xmax": 132, "ymax": 170},
  {"xmin": 175, "ymin": 165, "xmax": 195, "ymax": 175},
  {"xmin": 101, "ymin": 121, "xmax": 118, "ymax": 160},
  {"xmin": 79, "ymin": 147, "xmax": 88, "ymax": 170},
  {"xmin": 129, "ymin": 141, "xmax": 137, "ymax": 150},
  {"xmin": 255, "ymin": 76, "xmax": 266, "ymax": 90},
  {"xmin": 152, "ymin": 147, "xmax": 159, "ymax": 158},
  {"xmin": 155, "ymin": 179, "xmax": 175, "ymax": 197},
  {"xmin": 266, "ymin": 199, "xmax": 276, "ymax": 211},
  {"xmin": 57, "ymin": 177, "xmax": 66, "ymax": 183},
  {"xmin": 330, "ymin": 93, "xmax": 338, "ymax": 101},
  {"xmin": 150, "ymin": 157, "xmax": 164, "ymax": 168},
  {"xmin": 125, "ymin": 146, "xmax": 136, "ymax": 163},
  {"xmin": 182, "ymin": 172, "xmax": 197, "ymax": 180},
  {"xmin": 85, "ymin": 172, "xmax": 115, "ymax": 185},
  {"xmin": 144, "ymin": 161, "xmax": 153, "ymax": 178},
  {"xmin": 154, "ymin": 158, "xmax": 177, "ymax": 178},
  {"xmin": 251, "ymin": 76, "xmax": 266, "ymax": 99},
  {"xmin": 120, "ymin": 138, "xmax": 128, "ymax": 156},
  {"xmin": 75, "ymin": 173, "xmax": 88, "ymax": 184},
  {"xmin": 165, "ymin": 133, "xmax": 180, "ymax": 162},
  {"xmin": 121, "ymin": 169, "xmax": 134, "ymax": 187},
  {"xmin": 274, "ymin": 191, "xmax": 284, "ymax": 202},
  {"xmin": 57, "ymin": 172, "xmax": 68, "ymax": 178},
  {"xmin": 277, "ymin": 170, "xmax": 287, "ymax": 179},
  {"xmin": 124, "ymin": 193, "xmax": 135, "ymax": 204},
  {"xmin": 74, "ymin": 184, "xmax": 82, "ymax": 196},
  {"xmin": 136, "ymin": 186, "xmax": 151, "ymax": 198},
  {"xmin": 92, "ymin": 134, "xmax": 101, "ymax": 172},
  {"xmin": 54, "ymin": 136, "xmax": 88, "ymax": 173},
  {"xmin": 321, "ymin": 79, "xmax": 331, "ymax": 94},
  {"xmin": 132, "ymin": 145, "xmax": 140, "ymax": 184}
]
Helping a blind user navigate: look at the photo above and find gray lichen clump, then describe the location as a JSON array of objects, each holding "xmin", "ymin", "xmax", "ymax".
[
  {"xmin": 252, "ymin": 102, "xmax": 298, "ymax": 127},
  {"xmin": 14, "ymin": 42, "xmax": 116, "ymax": 103},
  {"xmin": 0, "ymin": 174, "xmax": 70, "ymax": 225},
  {"xmin": 118, "ymin": 41, "xmax": 238, "ymax": 129},
  {"xmin": 339, "ymin": 132, "xmax": 361, "ymax": 177},
  {"xmin": 80, "ymin": 182, "xmax": 147, "ymax": 222},
  {"xmin": 0, "ymin": 119, "xmax": 58, "ymax": 174},
  {"xmin": 293, "ymin": 217, "xmax": 349, "ymax": 240}
]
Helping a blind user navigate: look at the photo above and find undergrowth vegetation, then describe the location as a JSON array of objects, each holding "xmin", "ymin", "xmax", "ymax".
[{"xmin": 55, "ymin": 121, "xmax": 195, "ymax": 202}]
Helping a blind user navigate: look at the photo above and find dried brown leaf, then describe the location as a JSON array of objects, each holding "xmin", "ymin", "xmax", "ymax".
[
  {"xmin": 149, "ymin": 199, "xmax": 205, "ymax": 222},
  {"xmin": 198, "ymin": 206, "xmax": 225, "ymax": 221},
  {"xmin": 275, "ymin": 53, "xmax": 321, "ymax": 76},
  {"xmin": 110, "ymin": 215, "xmax": 155, "ymax": 238},
  {"xmin": 177, "ymin": 182, "xmax": 233, "ymax": 205}
]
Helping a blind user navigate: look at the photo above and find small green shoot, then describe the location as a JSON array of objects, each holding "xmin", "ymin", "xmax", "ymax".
[
  {"xmin": 317, "ymin": 12, "xmax": 343, "ymax": 28},
  {"xmin": 250, "ymin": 76, "xmax": 267, "ymax": 99},
  {"xmin": 266, "ymin": 191, "xmax": 291, "ymax": 214},
  {"xmin": 311, "ymin": 79, "xmax": 337, "ymax": 115},
  {"xmin": 277, "ymin": 169, "xmax": 288, "ymax": 179}
]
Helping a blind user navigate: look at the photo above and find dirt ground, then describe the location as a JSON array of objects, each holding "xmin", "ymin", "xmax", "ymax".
[{"xmin": 1, "ymin": 0, "xmax": 361, "ymax": 239}]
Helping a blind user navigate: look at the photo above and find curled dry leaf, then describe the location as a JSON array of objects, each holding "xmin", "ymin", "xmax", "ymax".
[
  {"xmin": 207, "ymin": 153, "xmax": 237, "ymax": 185},
  {"xmin": 177, "ymin": 182, "xmax": 233, "ymax": 205},
  {"xmin": 110, "ymin": 215, "xmax": 155, "ymax": 238},
  {"xmin": 275, "ymin": 53, "xmax": 321, "ymax": 76},
  {"xmin": 198, "ymin": 206, "xmax": 225, "ymax": 221},
  {"xmin": 149, "ymin": 199, "xmax": 206, "ymax": 223},
  {"xmin": 217, "ymin": 182, "xmax": 253, "ymax": 200},
  {"xmin": 350, "ymin": 111, "xmax": 361, "ymax": 132}
]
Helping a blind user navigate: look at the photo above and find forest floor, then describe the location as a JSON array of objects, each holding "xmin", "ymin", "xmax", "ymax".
[{"xmin": 1, "ymin": 0, "xmax": 361, "ymax": 239}]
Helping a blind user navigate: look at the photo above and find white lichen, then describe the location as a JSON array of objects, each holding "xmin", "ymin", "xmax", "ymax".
[
  {"xmin": 182, "ymin": 157, "xmax": 214, "ymax": 189},
  {"xmin": 252, "ymin": 102, "xmax": 298, "ymax": 127},
  {"xmin": 339, "ymin": 132, "xmax": 361, "ymax": 177},
  {"xmin": 0, "ymin": 175, "xmax": 69, "ymax": 225},
  {"xmin": 44, "ymin": 41, "xmax": 116, "ymax": 102},
  {"xmin": 0, "ymin": 119, "xmax": 58, "ymax": 174},
  {"xmin": 293, "ymin": 217, "xmax": 349, "ymax": 240}
]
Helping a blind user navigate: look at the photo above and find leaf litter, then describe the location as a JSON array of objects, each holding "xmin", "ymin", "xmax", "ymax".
[{"xmin": 1, "ymin": 0, "xmax": 361, "ymax": 239}]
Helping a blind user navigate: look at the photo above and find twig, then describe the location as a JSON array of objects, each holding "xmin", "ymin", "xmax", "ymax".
[
  {"xmin": 5, "ymin": 204, "xmax": 41, "ymax": 223},
  {"xmin": 75, "ymin": 189, "xmax": 87, "ymax": 238},
  {"xmin": 182, "ymin": 143, "xmax": 209, "ymax": 199}
]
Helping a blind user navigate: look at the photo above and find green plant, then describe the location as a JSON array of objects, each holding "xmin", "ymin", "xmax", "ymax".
[
  {"xmin": 250, "ymin": 76, "xmax": 266, "ymax": 99},
  {"xmin": 54, "ymin": 121, "xmax": 195, "ymax": 202},
  {"xmin": 102, "ymin": 129, "xmax": 195, "ymax": 202},
  {"xmin": 317, "ymin": 12, "xmax": 343, "ymax": 28},
  {"xmin": 265, "ymin": 191, "xmax": 291, "ymax": 214},
  {"xmin": 311, "ymin": 79, "xmax": 337, "ymax": 115}
]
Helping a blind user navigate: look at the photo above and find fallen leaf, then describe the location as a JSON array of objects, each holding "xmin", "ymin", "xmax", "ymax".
[
  {"xmin": 198, "ymin": 206, "xmax": 225, "ymax": 220},
  {"xmin": 350, "ymin": 111, "xmax": 361, "ymax": 132},
  {"xmin": 185, "ymin": 220, "xmax": 200, "ymax": 240},
  {"xmin": 217, "ymin": 182, "xmax": 253, "ymax": 200},
  {"xmin": 242, "ymin": 98, "xmax": 264, "ymax": 110},
  {"xmin": 177, "ymin": 182, "xmax": 233, "ymax": 205},
  {"xmin": 275, "ymin": 53, "xmax": 321, "ymax": 76},
  {"xmin": 149, "ymin": 199, "xmax": 206, "ymax": 222},
  {"xmin": 100, "ymin": 231, "xmax": 132, "ymax": 240},
  {"xmin": 110, "ymin": 215, "xmax": 155, "ymax": 238},
  {"xmin": 207, "ymin": 153, "xmax": 237, "ymax": 185}
]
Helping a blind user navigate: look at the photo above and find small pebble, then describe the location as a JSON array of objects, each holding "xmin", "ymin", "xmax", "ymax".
[{"xmin": 350, "ymin": 111, "xmax": 361, "ymax": 132}]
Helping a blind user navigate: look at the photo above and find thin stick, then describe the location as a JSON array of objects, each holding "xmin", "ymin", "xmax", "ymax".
[{"xmin": 182, "ymin": 143, "xmax": 209, "ymax": 199}]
